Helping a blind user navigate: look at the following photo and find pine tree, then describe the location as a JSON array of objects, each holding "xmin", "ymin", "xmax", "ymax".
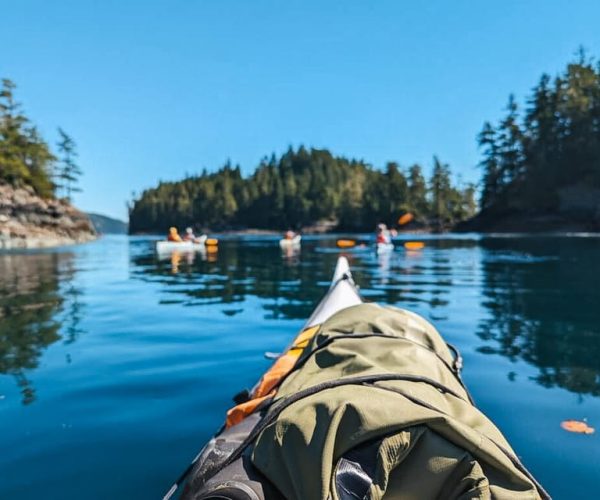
[
  {"xmin": 477, "ymin": 51, "xmax": 600, "ymax": 216},
  {"xmin": 0, "ymin": 79, "xmax": 55, "ymax": 197},
  {"xmin": 429, "ymin": 156, "xmax": 452, "ymax": 227},
  {"xmin": 56, "ymin": 128, "xmax": 82, "ymax": 201},
  {"xmin": 128, "ymin": 147, "xmax": 473, "ymax": 233},
  {"xmin": 407, "ymin": 164, "xmax": 428, "ymax": 218},
  {"xmin": 496, "ymin": 95, "xmax": 525, "ymax": 186},
  {"xmin": 478, "ymin": 122, "xmax": 501, "ymax": 210}
]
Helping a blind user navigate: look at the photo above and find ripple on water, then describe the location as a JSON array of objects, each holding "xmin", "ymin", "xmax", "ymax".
[{"xmin": 1, "ymin": 234, "xmax": 600, "ymax": 498}]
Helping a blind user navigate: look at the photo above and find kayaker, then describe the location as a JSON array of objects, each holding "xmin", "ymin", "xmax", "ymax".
[
  {"xmin": 183, "ymin": 227, "xmax": 196, "ymax": 242},
  {"xmin": 167, "ymin": 227, "xmax": 182, "ymax": 242},
  {"xmin": 376, "ymin": 223, "xmax": 391, "ymax": 244}
]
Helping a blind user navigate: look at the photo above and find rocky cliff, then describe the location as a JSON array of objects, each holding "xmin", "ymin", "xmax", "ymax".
[{"xmin": 0, "ymin": 182, "xmax": 96, "ymax": 249}]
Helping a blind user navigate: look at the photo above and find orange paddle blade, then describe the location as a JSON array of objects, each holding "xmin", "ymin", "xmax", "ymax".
[
  {"xmin": 404, "ymin": 241, "xmax": 425, "ymax": 250},
  {"xmin": 205, "ymin": 238, "xmax": 219, "ymax": 246},
  {"xmin": 398, "ymin": 213, "xmax": 414, "ymax": 226},
  {"xmin": 337, "ymin": 239, "xmax": 356, "ymax": 248},
  {"xmin": 561, "ymin": 420, "xmax": 595, "ymax": 434}
]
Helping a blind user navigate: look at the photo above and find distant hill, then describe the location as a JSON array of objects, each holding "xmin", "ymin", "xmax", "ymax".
[{"xmin": 87, "ymin": 213, "xmax": 128, "ymax": 234}]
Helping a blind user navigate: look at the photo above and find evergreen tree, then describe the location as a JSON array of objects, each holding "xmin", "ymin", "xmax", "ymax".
[
  {"xmin": 496, "ymin": 95, "xmax": 525, "ymax": 186},
  {"xmin": 56, "ymin": 128, "xmax": 82, "ymax": 201},
  {"xmin": 478, "ymin": 122, "xmax": 501, "ymax": 209},
  {"xmin": 429, "ymin": 156, "xmax": 453, "ymax": 227},
  {"xmin": 129, "ymin": 147, "xmax": 470, "ymax": 233},
  {"xmin": 477, "ymin": 51, "xmax": 600, "ymax": 217},
  {"xmin": 407, "ymin": 164, "xmax": 428, "ymax": 218},
  {"xmin": 0, "ymin": 79, "xmax": 55, "ymax": 197}
]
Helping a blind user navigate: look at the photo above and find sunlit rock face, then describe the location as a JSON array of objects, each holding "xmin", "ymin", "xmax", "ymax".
[{"xmin": 0, "ymin": 182, "xmax": 96, "ymax": 249}]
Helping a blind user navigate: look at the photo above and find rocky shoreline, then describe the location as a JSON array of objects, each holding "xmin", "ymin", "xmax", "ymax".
[{"xmin": 0, "ymin": 183, "xmax": 97, "ymax": 250}]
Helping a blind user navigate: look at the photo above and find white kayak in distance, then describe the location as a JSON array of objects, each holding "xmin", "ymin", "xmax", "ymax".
[
  {"xmin": 376, "ymin": 241, "xmax": 394, "ymax": 253},
  {"xmin": 278, "ymin": 235, "xmax": 301, "ymax": 249},
  {"xmin": 155, "ymin": 235, "xmax": 207, "ymax": 254}
]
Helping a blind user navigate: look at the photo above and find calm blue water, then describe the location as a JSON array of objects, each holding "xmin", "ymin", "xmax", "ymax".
[{"xmin": 1, "ymin": 234, "xmax": 599, "ymax": 498}]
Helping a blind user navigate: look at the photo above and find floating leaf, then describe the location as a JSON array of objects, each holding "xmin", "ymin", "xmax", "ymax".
[{"xmin": 561, "ymin": 420, "xmax": 594, "ymax": 434}]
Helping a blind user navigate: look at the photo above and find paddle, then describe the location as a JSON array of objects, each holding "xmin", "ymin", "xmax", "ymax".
[
  {"xmin": 336, "ymin": 212, "xmax": 415, "ymax": 249},
  {"xmin": 336, "ymin": 239, "xmax": 357, "ymax": 248},
  {"xmin": 398, "ymin": 212, "xmax": 414, "ymax": 226},
  {"xmin": 404, "ymin": 241, "xmax": 425, "ymax": 250},
  {"xmin": 397, "ymin": 213, "xmax": 425, "ymax": 250},
  {"xmin": 336, "ymin": 239, "xmax": 370, "ymax": 248}
]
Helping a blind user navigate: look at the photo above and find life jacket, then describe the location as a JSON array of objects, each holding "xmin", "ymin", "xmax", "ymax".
[{"xmin": 181, "ymin": 304, "xmax": 548, "ymax": 500}]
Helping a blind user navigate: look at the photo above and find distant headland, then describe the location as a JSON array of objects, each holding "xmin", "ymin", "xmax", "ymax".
[
  {"xmin": 0, "ymin": 79, "xmax": 96, "ymax": 249},
  {"xmin": 0, "ymin": 182, "xmax": 95, "ymax": 249}
]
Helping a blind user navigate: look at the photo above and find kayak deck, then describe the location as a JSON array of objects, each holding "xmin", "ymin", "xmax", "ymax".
[
  {"xmin": 305, "ymin": 256, "xmax": 362, "ymax": 327},
  {"xmin": 164, "ymin": 257, "xmax": 363, "ymax": 500}
]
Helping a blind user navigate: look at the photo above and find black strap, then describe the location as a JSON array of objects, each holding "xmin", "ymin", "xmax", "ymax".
[
  {"xmin": 203, "ymin": 373, "xmax": 471, "ymax": 484},
  {"xmin": 271, "ymin": 332, "xmax": 474, "ymax": 403}
]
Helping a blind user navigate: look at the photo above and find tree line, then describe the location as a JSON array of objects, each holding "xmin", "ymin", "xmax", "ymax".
[
  {"xmin": 129, "ymin": 147, "xmax": 476, "ymax": 233},
  {"xmin": 0, "ymin": 79, "xmax": 82, "ymax": 200},
  {"xmin": 478, "ymin": 50, "xmax": 600, "ymax": 216}
]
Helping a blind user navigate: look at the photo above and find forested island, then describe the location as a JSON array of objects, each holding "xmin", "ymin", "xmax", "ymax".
[
  {"xmin": 458, "ymin": 51, "xmax": 600, "ymax": 232},
  {"xmin": 0, "ymin": 79, "xmax": 95, "ymax": 248},
  {"xmin": 129, "ymin": 151, "xmax": 476, "ymax": 233},
  {"xmin": 130, "ymin": 52, "xmax": 600, "ymax": 235}
]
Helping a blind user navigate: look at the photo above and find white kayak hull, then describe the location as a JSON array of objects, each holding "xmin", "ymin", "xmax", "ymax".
[
  {"xmin": 279, "ymin": 235, "xmax": 301, "ymax": 249},
  {"xmin": 376, "ymin": 242, "xmax": 394, "ymax": 253},
  {"xmin": 165, "ymin": 256, "xmax": 363, "ymax": 500},
  {"xmin": 305, "ymin": 256, "xmax": 363, "ymax": 327},
  {"xmin": 155, "ymin": 235, "xmax": 207, "ymax": 254}
]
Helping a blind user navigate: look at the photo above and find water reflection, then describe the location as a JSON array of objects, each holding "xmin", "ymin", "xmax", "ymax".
[
  {"xmin": 3, "ymin": 235, "xmax": 599, "ymax": 405},
  {"xmin": 477, "ymin": 237, "xmax": 600, "ymax": 396},
  {"xmin": 132, "ymin": 235, "xmax": 600, "ymax": 398},
  {"xmin": 131, "ymin": 240, "xmax": 338, "ymax": 319},
  {"xmin": 130, "ymin": 238, "xmax": 462, "ymax": 321},
  {"xmin": 0, "ymin": 252, "xmax": 83, "ymax": 404}
]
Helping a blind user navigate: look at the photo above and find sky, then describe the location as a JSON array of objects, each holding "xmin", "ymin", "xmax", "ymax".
[{"xmin": 2, "ymin": 0, "xmax": 600, "ymax": 220}]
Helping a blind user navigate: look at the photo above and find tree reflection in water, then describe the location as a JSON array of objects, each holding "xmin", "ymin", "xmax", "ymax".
[
  {"xmin": 130, "ymin": 238, "xmax": 455, "ymax": 322},
  {"xmin": 477, "ymin": 237, "xmax": 600, "ymax": 397},
  {"xmin": 0, "ymin": 252, "xmax": 84, "ymax": 404}
]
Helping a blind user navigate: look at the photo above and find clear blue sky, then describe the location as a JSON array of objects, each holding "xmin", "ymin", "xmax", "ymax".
[{"xmin": 2, "ymin": 0, "xmax": 599, "ymax": 220}]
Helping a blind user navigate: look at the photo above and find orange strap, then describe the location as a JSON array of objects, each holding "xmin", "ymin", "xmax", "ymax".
[
  {"xmin": 226, "ymin": 391, "xmax": 275, "ymax": 428},
  {"xmin": 225, "ymin": 325, "xmax": 319, "ymax": 428}
]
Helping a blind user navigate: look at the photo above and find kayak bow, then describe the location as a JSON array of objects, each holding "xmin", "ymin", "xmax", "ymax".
[
  {"xmin": 165, "ymin": 257, "xmax": 361, "ymax": 500},
  {"xmin": 166, "ymin": 256, "xmax": 548, "ymax": 500}
]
